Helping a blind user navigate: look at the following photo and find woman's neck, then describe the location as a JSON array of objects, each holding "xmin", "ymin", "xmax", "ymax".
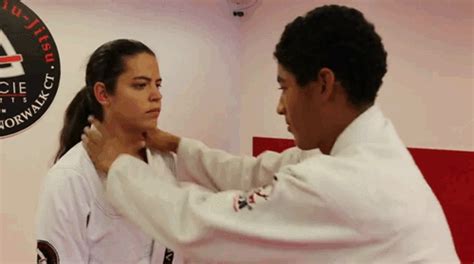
[{"xmin": 102, "ymin": 119, "xmax": 147, "ymax": 161}]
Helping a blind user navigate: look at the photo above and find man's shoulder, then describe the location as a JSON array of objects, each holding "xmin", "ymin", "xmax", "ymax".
[{"xmin": 278, "ymin": 142, "xmax": 421, "ymax": 196}]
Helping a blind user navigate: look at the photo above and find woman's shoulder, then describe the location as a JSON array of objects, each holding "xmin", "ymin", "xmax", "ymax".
[
  {"xmin": 51, "ymin": 143, "xmax": 93, "ymax": 172},
  {"xmin": 44, "ymin": 143, "xmax": 96, "ymax": 191},
  {"xmin": 37, "ymin": 144, "xmax": 95, "ymax": 222}
]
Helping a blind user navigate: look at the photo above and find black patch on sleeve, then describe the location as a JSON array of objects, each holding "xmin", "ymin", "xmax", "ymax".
[
  {"xmin": 162, "ymin": 248, "xmax": 174, "ymax": 264},
  {"xmin": 37, "ymin": 240, "xmax": 59, "ymax": 264}
]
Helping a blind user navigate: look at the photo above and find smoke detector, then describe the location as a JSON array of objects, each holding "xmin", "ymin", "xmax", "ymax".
[{"xmin": 227, "ymin": 0, "xmax": 258, "ymax": 17}]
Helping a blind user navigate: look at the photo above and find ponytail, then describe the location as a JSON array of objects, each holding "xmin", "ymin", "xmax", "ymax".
[{"xmin": 54, "ymin": 87, "xmax": 93, "ymax": 162}]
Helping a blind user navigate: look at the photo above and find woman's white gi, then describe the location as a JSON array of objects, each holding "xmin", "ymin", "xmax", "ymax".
[{"xmin": 36, "ymin": 143, "xmax": 183, "ymax": 263}]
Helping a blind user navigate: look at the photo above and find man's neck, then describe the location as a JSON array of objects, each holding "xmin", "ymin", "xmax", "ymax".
[{"xmin": 320, "ymin": 103, "xmax": 371, "ymax": 155}]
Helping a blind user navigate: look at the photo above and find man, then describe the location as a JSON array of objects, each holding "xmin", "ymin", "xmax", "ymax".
[{"xmin": 83, "ymin": 5, "xmax": 459, "ymax": 263}]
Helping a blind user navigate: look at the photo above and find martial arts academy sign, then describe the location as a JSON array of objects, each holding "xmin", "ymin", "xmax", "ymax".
[{"xmin": 0, "ymin": 0, "xmax": 60, "ymax": 137}]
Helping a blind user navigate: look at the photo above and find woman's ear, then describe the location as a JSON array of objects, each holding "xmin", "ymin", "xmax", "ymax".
[{"xmin": 93, "ymin": 82, "xmax": 110, "ymax": 106}]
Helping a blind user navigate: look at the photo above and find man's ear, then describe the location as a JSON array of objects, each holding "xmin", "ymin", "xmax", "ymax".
[
  {"xmin": 93, "ymin": 82, "xmax": 110, "ymax": 106},
  {"xmin": 317, "ymin": 67, "xmax": 336, "ymax": 100}
]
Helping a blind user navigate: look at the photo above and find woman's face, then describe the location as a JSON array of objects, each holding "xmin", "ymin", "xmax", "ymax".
[{"xmin": 107, "ymin": 52, "xmax": 162, "ymax": 132}]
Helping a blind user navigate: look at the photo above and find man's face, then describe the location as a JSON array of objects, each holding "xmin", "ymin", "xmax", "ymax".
[{"xmin": 276, "ymin": 64, "xmax": 323, "ymax": 150}]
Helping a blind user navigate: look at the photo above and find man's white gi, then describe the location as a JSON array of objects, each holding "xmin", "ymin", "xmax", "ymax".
[
  {"xmin": 36, "ymin": 144, "xmax": 183, "ymax": 263},
  {"xmin": 105, "ymin": 106, "xmax": 459, "ymax": 263}
]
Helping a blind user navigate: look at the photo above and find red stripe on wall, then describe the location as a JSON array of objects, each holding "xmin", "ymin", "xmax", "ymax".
[{"xmin": 253, "ymin": 136, "xmax": 474, "ymax": 263}]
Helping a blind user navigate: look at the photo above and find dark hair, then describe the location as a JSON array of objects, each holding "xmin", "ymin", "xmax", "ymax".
[
  {"xmin": 54, "ymin": 39, "xmax": 155, "ymax": 162},
  {"xmin": 274, "ymin": 5, "xmax": 387, "ymax": 106}
]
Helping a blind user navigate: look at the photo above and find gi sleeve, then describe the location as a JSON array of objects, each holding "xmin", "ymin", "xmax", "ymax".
[
  {"xmin": 175, "ymin": 138, "xmax": 301, "ymax": 191},
  {"xmin": 36, "ymin": 168, "xmax": 91, "ymax": 263},
  {"xmin": 105, "ymin": 154, "xmax": 363, "ymax": 263}
]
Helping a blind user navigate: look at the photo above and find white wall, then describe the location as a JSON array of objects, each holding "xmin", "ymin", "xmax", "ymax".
[
  {"xmin": 239, "ymin": 0, "xmax": 474, "ymax": 155},
  {"xmin": 1, "ymin": 0, "xmax": 240, "ymax": 262}
]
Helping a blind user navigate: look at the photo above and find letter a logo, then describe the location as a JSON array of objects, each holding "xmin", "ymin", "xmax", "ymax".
[
  {"xmin": 0, "ymin": 29, "xmax": 25, "ymax": 78},
  {"xmin": 0, "ymin": 0, "xmax": 60, "ymax": 138}
]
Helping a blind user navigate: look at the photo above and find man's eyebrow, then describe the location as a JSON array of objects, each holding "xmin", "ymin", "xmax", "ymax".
[
  {"xmin": 277, "ymin": 76, "xmax": 285, "ymax": 83},
  {"xmin": 132, "ymin": 77, "xmax": 162, "ymax": 82},
  {"xmin": 133, "ymin": 76, "xmax": 152, "ymax": 82}
]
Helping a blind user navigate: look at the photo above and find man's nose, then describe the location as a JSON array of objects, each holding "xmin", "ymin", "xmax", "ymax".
[{"xmin": 276, "ymin": 96, "xmax": 285, "ymax": 115}]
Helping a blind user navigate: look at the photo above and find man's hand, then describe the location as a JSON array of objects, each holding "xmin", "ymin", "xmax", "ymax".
[
  {"xmin": 144, "ymin": 128, "xmax": 181, "ymax": 153},
  {"xmin": 81, "ymin": 117, "xmax": 144, "ymax": 175}
]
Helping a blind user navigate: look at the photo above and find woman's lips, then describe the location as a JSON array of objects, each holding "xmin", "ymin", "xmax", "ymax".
[{"xmin": 146, "ymin": 108, "xmax": 160, "ymax": 117}]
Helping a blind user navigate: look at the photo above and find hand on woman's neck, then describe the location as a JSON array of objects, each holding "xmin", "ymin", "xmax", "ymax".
[{"xmin": 102, "ymin": 119, "xmax": 147, "ymax": 161}]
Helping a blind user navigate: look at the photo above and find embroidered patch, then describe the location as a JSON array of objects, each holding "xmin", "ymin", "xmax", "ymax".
[
  {"xmin": 233, "ymin": 186, "xmax": 273, "ymax": 212},
  {"xmin": 37, "ymin": 240, "xmax": 59, "ymax": 264},
  {"xmin": 233, "ymin": 194, "xmax": 253, "ymax": 211},
  {"xmin": 162, "ymin": 247, "xmax": 174, "ymax": 264}
]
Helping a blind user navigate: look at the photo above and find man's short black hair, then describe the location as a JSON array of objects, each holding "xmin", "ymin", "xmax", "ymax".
[{"xmin": 274, "ymin": 5, "xmax": 387, "ymax": 106}]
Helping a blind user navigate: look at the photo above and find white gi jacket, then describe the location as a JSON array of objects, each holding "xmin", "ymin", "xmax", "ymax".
[
  {"xmin": 105, "ymin": 106, "xmax": 459, "ymax": 263},
  {"xmin": 36, "ymin": 143, "xmax": 183, "ymax": 264}
]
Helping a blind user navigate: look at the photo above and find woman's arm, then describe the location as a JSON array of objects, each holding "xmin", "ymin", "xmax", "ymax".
[{"xmin": 36, "ymin": 168, "xmax": 91, "ymax": 263}]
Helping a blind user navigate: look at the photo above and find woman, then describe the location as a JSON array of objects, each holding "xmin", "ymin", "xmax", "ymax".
[{"xmin": 36, "ymin": 39, "xmax": 181, "ymax": 264}]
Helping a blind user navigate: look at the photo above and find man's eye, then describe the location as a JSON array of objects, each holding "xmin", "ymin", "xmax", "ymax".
[{"xmin": 133, "ymin": 83, "xmax": 147, "ymax": 89}]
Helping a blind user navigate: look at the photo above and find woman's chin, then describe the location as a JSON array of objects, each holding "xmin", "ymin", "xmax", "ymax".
[{"xmin": 145, "ymin": 120, "xmax": 158, "ymax": 129}]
